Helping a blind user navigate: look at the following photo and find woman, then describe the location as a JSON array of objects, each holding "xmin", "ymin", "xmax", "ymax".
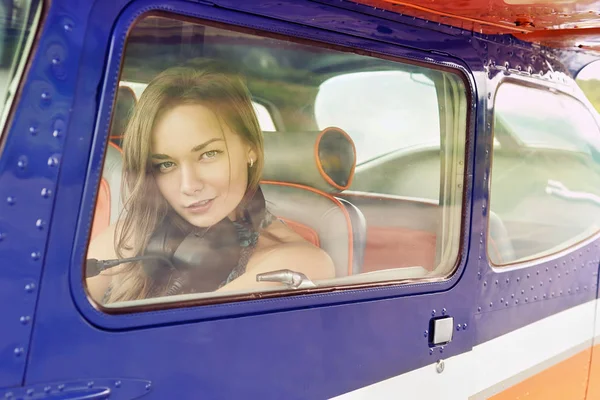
[{"xmin": 86, "ymin": 60, "xmax": 335, "ymax": 304}]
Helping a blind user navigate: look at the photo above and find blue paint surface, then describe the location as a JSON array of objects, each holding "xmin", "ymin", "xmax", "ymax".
[{"xmin": 0, "ymin": 0, "xmax": 595, "ymax": 398}]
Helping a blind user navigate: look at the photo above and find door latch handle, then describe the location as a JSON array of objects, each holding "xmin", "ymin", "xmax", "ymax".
[{"xmin": 429, "ymin": 316, "xmax": 454, "ymax": 346}]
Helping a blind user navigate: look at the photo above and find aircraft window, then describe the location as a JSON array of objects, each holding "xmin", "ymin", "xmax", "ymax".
[
  {"xmin": 85, "ymin": 14, "xmax": 468, "ymax": 311},
  {"xmin": 489, "ymin": 83, "xmax": 600, "ymax": 266},
  {"xmin": 0, "ymin": 0, "xmax": 42, "ymax": 141}
]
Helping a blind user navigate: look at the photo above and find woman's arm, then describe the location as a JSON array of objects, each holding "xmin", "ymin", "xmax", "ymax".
[{"xmin": 85, "ymin": 224, "xmax": 119, "ymax": 303}]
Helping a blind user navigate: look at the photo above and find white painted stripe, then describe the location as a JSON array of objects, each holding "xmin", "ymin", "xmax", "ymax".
[{"xmin": 331, "ymin": 299, "xmax": 598, "ymax": 400}]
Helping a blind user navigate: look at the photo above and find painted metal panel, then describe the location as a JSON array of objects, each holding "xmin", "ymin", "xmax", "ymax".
[{"xmin": 0, "ymin": 0, "xmax": 91, "ymax": 388}]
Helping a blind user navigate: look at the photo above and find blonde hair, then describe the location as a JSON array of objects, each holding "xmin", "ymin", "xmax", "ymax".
[{"xmin": 105, "ymin": 60, "xmax": 264, "ymax": 303}]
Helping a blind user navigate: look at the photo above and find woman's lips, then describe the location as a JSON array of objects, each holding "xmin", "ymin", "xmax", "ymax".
[{"xmin": 185, "ymin": 198, "xmax": 215, "ymax": 214}]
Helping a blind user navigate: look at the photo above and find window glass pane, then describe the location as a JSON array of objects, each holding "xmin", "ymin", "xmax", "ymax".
[
  {"xmin": 489, "ymin": 83, "xmax": 600, "ymax": 265},
  {"xmin": 85, "ymin": 15, "xmax": 467, "ymax": 310},
  {"xmin": 576, "ymin": 60, "xmax": 600, "ymax": 114},
  {"xmin": 315, "ymin": 71, "xmax": 440, "ymax": 165},
  {"xmin": 0, "ymin": 0, "xmax": 42, "ymax": 136}
]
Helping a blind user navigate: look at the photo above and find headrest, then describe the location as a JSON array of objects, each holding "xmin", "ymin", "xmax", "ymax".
[
  {"xmin": 110, "ymin": 86, "xmax": 136, "ymax": 138},
  {"xmin": 262, "ymin": 127, "xmax": 356, "ymax": 193}
]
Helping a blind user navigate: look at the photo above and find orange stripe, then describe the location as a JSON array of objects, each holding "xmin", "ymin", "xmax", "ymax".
[
  {"xmin": 279, "ymin": 217, "xmax": 321, "ymax": 247},
  {"xmin": 108, "ymin": 140, "xmax": 123, "ymax": 153},
  {"xmin": 586, "ymin": 343, "xmax": 600, "ymax": 400},
  {"xmin": 490, "ymin": 344, "xmax": 596, "ymax": 400},
  {"xmin": 356, "ymin": 0, "xmax": 532, "ymax": 33}
]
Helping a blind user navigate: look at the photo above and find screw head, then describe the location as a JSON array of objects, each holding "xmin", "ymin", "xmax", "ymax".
[
  {"xmin": 47, "ymin": 156, "xmax": 59, "ymax": 167},
  {"xmin": 17, "ymin": 156, "xmax": 27, "ymax": 169}
]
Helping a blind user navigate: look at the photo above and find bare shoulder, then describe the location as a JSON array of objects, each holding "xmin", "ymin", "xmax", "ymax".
[
  {"xmin": 250, "ymin": 221, "xmax": 336, "ymax": 281},
  {"xmin": 260, "ymin": 219, "xmax": 308, "ymax": 245},
  {"xmin": 88, "ymin": 223, "xmax": 118, "ymax": 260}
]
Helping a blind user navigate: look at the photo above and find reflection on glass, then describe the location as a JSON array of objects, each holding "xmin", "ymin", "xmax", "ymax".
[
  {"xmin": 489, "ymin": 83, "xmax": 600, "ymax": 265},
  {"xmin": 316, "ymin": 71, "xmax": 440, "ymax": 165}
]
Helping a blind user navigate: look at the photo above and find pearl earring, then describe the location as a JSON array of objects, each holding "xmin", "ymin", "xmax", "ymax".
[{"xmin": 249, "ymin": 158, "xmax": 254, "ymax": 168}]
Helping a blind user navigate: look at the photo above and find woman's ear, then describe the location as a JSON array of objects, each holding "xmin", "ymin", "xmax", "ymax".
[{"xmin": 247, "ymin": 147, "xmax": 258, "ymax": 167}]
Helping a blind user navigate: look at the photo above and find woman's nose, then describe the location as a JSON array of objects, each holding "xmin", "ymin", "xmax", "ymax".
[{"xmin": 179, "ymin": 165, "xmax": 204, "ymax": 195}]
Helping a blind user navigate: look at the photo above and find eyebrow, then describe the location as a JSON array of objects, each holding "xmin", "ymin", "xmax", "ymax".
[{"xmin": 151, "ymin": 138, "xmax": 224, "ymax": 160}]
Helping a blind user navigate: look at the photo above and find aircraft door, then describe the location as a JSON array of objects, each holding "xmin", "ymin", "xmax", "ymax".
[
  {"xmin": 6, "ymin": 0, "xmax": 486, "ymax": 398},
  {"xmin": 469, "ymin": 57, "xmax": 600, "ymax": 398}
]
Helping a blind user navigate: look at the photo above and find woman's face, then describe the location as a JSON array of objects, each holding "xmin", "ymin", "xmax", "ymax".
[{"xmin": 151, "ymin": 103, "xmax": 256, "ymax": 227}]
